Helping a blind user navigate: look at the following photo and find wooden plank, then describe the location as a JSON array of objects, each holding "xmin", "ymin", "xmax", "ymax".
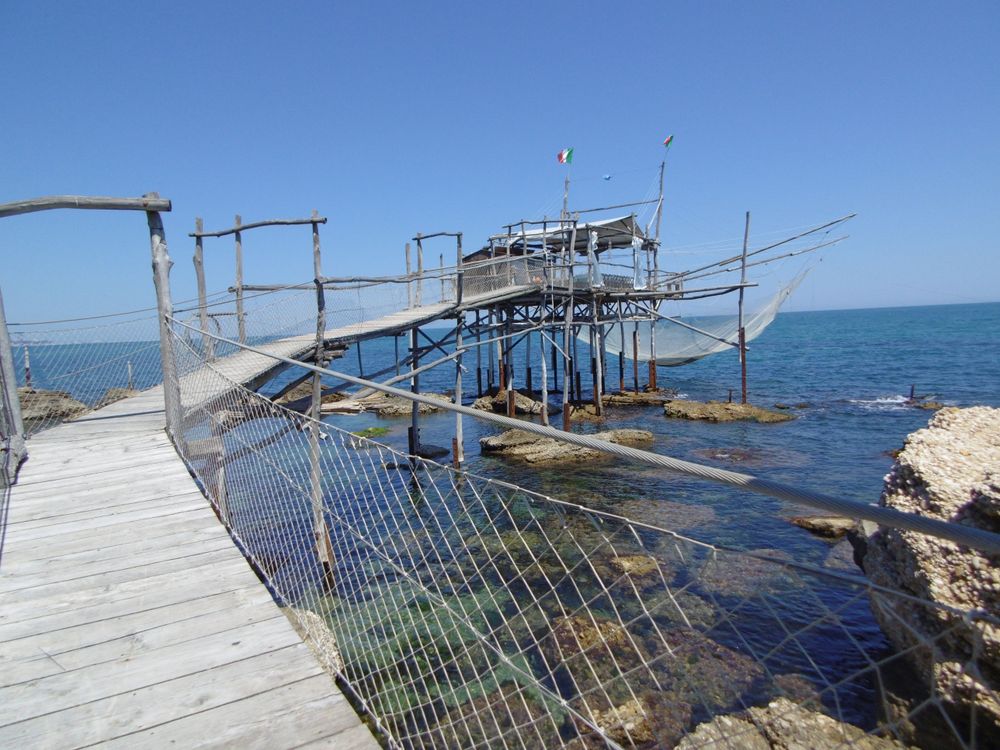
[
  {"xmin": 0, "ymin": 586, "xmax": 272, "ymax": 672},
  {"xmin": 0, "ymin": 533, "xmax": 235, "ymax": 592},
  {"xmin": 0, "ymin": 556, "xmax": 253, "ymax": 632},
  {"xmin": 1, "ymin": 596, "xmax": 284, "ymax": 687},
  {"xmin": 98, "ymin": 674, "xmax": 374, "ymax": 749},
  {"xmin": 0, "ymin": 616, "xmax": 304, "ymax": 721},
  {"xmin": 0, "ymin": 645, "xmax": 329, "ymax": 747}
]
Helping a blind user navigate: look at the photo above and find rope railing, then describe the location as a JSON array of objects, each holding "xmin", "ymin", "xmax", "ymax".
[{"xmin": 165, "ymin": 318, "xmax": 999, "ymax": 749}]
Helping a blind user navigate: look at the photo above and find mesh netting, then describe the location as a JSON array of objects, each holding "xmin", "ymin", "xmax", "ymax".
[{"xmin": 169, "ymin": 323, "xmax": 999, "ymax": 749}]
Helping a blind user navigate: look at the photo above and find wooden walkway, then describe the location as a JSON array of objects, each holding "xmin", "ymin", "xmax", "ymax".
[
  {"xmin": 0, "ymin": 390, "xmax": 379, "ymax": 748},
  {"xmin": 186, "ymin": 285, "xmax": 536, "ymax": 407}
]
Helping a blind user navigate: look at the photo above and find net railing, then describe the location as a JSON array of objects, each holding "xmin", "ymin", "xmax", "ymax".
[
  {"xmin": 8, "ymin": 311, "xmax": 164, "ymax": 435},
  {"xmin": 168, "ymin": 324, "xmax": 999, "ymax": 750}
]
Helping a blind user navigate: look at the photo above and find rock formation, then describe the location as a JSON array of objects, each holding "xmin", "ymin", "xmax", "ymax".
[
  {"xmin": 663, "ymin": 399, "xmax": 795, "ymax": 423},
  {"xmin": 17, "ymin": 387, "xmax": 88, "ymax": 423},
  {"xmin": 480, "ymin": 428, "xmax": 653, "ymax": 464},
  {"xmin": 855, "ymin": 406, "xmax": 1000, "ymax": 746}
]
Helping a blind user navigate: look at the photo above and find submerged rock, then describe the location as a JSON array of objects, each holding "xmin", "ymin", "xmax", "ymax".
[
  {"xmin": 790, "ymin": 515, "xmax": 856, "ymax": 539},
  {"xmin": 676, "ymin": 697, "xmax": 908, "ymax": 749},
  {"xmin": 854, "ymin": 406, "xmax": 1000, "ymax": 745},
  {"xmin": 359, "ymin": 392, "xmax": 451, "ymax": 416},
  {"xmin": 18, "ymin": 387, "xmax": 88, "ymax": 423},
  {"xmin": 602, "ymin": 389, "xmax": 677, "ymax": 408},
  {"xmin": 472, "ymin": 388, "xmax": 559, "ymax": 416},
  {"xmin": 479, "ymin": 428, "xmax": 653, "ymax": 464},
  {"xmin": 663, "ymin": 399, "xmax": 795, "ymax": 423}
]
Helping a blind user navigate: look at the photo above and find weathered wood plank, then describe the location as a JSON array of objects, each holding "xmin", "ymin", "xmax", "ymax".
[{"xmin": 99, "ymin": 675, "xmax": 367, "ymax": 749}]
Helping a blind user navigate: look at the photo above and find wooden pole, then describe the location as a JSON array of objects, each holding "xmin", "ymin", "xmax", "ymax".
[
  {"xmin": 127, "ymin": 360, "xmax": 134, "ymax": 390},
  {"xmin": 487, "ymin": 308, "xmax": 495, "ymax": 392},
  {"xmin": 409, "ymin": 327, "xmax": 421, "ymax": 458},
  {"xmin": 475, "ymin": 311, "xmax": 483, "ymax": 396},
  {"xmin": 0, "ymin": 285, "xmax": 26, "ymax": 486},
  {"xmin": 454, "ymin": 315, "xmax": 464, "ymax": 467},
  {"xmin": 193, "ymin": 217, "xmax": 213, "ymax": 359},
  {"xmin": 146, "ymin": 195, "xmax": 183, "ymax": 447},
  {"xmin": 632, "ymin": 324, "xmax": 640, "ymax": 394},
  {"xmin": 308, "ymin": 210, "xmax": 334, "ymax": 588},
  {"xmin": 505, "ymin": 309, "xmax": 515, "ymax": 417},
  {"xmin": 455, "ymin": 232, "xmax": 464, "ymax": 307},
  {"xmin": 739, "ymin": 211, "xmax": 750, "ymax": 405},
  {"xmin": 234, "ymin": 214, "xmax": 246, "ymax": 345},
  {"xmin": 415, "ymin": 234, "xmax": 423, "ymax": 307},
  {"xmin": 525, "ymin": 328, "xmax": 533, "ymax": 394},
  {"xmin": 23, "ymin": 346, "xmax": 31, "ymax": 389},
  {"xmin": 618, "ymin": 319, "xmax": 626, "ymax": 392},
  {"xmin": 540, "ymin": 325, "xmax": 549, "ymax": 426},
  {"xmin": 439, "ymin": 253, "xmax": 445, "ymax": 303},
  {"xmin": 405, "ymin": 242, "xmax": 412, "ymax": 308},
  {"xmin": 561, "ymin": 221, "xmax": 578, "ymax": 430}
]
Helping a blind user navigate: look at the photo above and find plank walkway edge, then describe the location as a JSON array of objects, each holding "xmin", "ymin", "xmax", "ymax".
[{"xmin": 0, "ymin": 387, "xmax": 379, "ymax": 748}]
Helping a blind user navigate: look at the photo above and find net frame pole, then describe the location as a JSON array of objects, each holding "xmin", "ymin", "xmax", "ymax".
[{"xmin": 739, "ymin": 211, "xmax": 751, "ymax": 404}]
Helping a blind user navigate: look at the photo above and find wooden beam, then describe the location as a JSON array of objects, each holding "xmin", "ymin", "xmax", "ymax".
[
  {"xmin": 0, "ymin": 195, "xmax": 172, "ymax": 219},
  {"xmin": 189, "ymin": 217, "xmax": 327, "ymax": 238}
]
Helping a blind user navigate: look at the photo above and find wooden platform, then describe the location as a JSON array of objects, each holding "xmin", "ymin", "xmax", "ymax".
[{"xmin": 0, "ymin": 390, "xmax": 379, "ymax": 749}]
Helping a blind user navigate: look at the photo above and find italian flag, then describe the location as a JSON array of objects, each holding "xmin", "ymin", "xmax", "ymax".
[
  {"xmin": 557, "ymin": 147, "xmax": 573, "ymax": 164},
  {"xmin": 663, "ymin": 134, "xmax": 674, "ymax": 148}
]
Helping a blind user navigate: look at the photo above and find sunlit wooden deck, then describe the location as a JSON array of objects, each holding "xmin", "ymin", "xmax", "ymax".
[{"xmin": 0, "ymin": 390, "xmax": 378, "ymax": 748}]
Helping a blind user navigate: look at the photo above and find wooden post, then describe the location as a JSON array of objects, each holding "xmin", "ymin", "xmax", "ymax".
[
  {"xmin": 540, "ymin": 328, "xmax": 549, "ymax": 426},
  {"xmin": 618, "ymin": 319, "xmax": 626, "ymax": 391},
  {"xmin": 455, "ymin": 232, "xmax": 464, "ymax": 307},
  {"xmin": 561, "ymin": 221, "xmax": 578, "ymax": 430},
  {"xmin": 525, "ymin": 329, "xmax": 533, "ymax": 394},
  {"xmin": 308, "ymin": 209, "xmax": 335, "ymax": 590},
  {"xmin": 632, "ymin": 324, "xmax": 640, "ymax": 394},
  {"xmin": 394, "ymin": 335, "xmax": 401, "ymax": 378},
  {"xmin": 551, "ymin": 324, "xmax": 559, "ymax": 392},
  {"xmin": 127, "ymin": 360, "xmax": 134, "ymax": 390},
  {"xmin": 0, "ymin": 285, "xmax": 26, "ymax": 486},
  {"xmin": 23, "ymin": 346, "xmax": 31, "ymax": 389},
  {"xmin": 146, "ymin": 195, "xmax": 184, "ymax": 447},
  {"xmin": 505, "ymin": 310, "xmax": 515, "ymax": 418},
  {"xmin": 405, "ymin": 242, "xmax": 412, "ymax": 308},
  {"xmin": 415, "ymin": 234, "xmax": 423, "ymax": 307},
  {"xmin": 487, "ymin": 308, "xmax": 495, "ymax": 392},
  {"xmin": 439, "ymin": 252, "xmax": 445, "ymax": 303},
  {"xmin": 233, "ymin": 215, "xmax": 246, "ymax": 345},
  {"xmin": 409, "ymin": 327, "xmax": 421, "ymax": 459},
  {"xmin": 193, "ymin": 217, "xmax": 213, "ymax": 359},
  {"xmin": 739, "ymin": 211, "xmax": 750, "ymax": 405},
  {"xmin": 475, "ymin": 311, "xmax": 483, "ymax": 396},
  {"xmin": 453, "ymin": 315, "xmax": 464, "ymax": 467}
]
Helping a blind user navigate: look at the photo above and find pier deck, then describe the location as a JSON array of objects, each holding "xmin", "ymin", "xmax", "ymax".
[{"xmin": 0, "ymin": 390, "xmax": 378, "ymax": 748}]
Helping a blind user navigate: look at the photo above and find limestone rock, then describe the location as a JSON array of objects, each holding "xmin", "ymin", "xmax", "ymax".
[
  {"xmin": 602, "ymin": 389, "xmax": 677, "ymax": 408},
  {"xmin": 857, "ymin": 406, "xmax": 1000, "ymax": 744},
  {"xmin": 663, "ymin": 399, "xmax": 795, "ymax": 423},
  {"xmin": 790, "ymin": 515, "xmax": 855, "ymax": 539},
  {"xmin": 676, "ymin": 697, "xmax": 908, "ymax": 749},
  {"xmin": 479, "ymin": 428, "xmax": 653, "ymax": 464},
  {"xmin": 472, "ymin": 388, "xmax": 559, "ymax": 416},
  {"xmin": 359, "ymin": 392, "xmax": 451, "ymax": 416},
  {"xmin": 17, "ymin": 387, "xmax": 88, "ymax": 423}
]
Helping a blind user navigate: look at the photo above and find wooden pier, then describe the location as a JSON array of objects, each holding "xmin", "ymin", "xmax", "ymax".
[{"xmin": 0, "ymin": 388, "xmax": 378, "ymax": 748}]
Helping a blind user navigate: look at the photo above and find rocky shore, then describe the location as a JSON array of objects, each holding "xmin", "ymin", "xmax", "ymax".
[{"xmin": 853, "ymin": 406, "xmax": 1000, "ymax": 746}]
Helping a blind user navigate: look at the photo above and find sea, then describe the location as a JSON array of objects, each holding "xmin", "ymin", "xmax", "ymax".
[{"xmin": 274, "ymin": 301, "xmax": 1000, "ymax": 560}]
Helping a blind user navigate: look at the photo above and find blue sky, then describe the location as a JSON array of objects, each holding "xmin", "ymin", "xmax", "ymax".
[{"xmin": 2, "ymin": 1, "xmax": 998, "ymax": 321}]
